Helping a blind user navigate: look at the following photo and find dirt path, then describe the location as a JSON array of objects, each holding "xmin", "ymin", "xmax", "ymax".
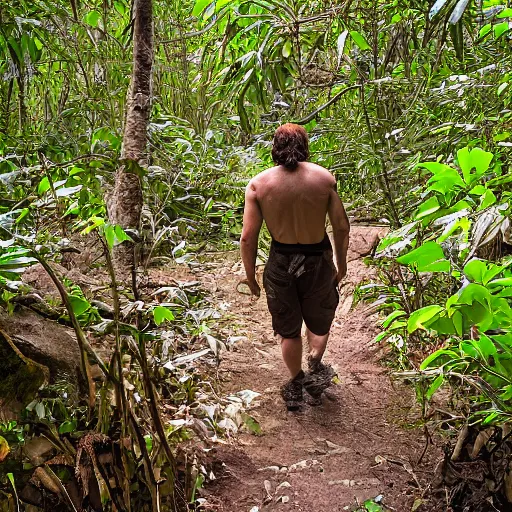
[{"xmin": 199, "ymin": 226, "xmax": 440, "ymax": 512}]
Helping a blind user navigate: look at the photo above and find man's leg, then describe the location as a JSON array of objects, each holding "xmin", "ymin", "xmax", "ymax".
[
  {"xmin": 303, "ymin": 329, "xmax": 336, "ymax": 404},
  {"xmin": 306, "ymin": 328, "xmax": 328, "ymax": 361},
  {"xmin": 281, "ymin": 335, "xmax": 303, "ymax": 377},
  {"xmin": 278, "ymin": 334, "xmax": 304, "ymax": 411}
]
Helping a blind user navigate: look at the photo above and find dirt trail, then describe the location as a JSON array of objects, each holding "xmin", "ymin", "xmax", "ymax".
[{"xmin": 199, "ymin": 226, "xmax": 440, "ymax": 511}]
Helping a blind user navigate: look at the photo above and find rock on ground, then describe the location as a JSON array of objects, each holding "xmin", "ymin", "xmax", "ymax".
[{"xmin": 0, "ymin": 306, "xmax": 81, "ymax": 382}]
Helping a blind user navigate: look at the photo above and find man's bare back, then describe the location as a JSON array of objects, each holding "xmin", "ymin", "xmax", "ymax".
[{"xmin": 249, "ymin": 161, "xmax": 335, "ymax": 244}]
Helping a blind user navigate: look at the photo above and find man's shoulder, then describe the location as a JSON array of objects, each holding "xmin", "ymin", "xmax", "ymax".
[
  {"xmin": 248, "ymin": 166, "xmax": 279, "ymax": 186},
  {"xmin": 305, "ymin": 162, "xmax": 335, "ymax": 183}
]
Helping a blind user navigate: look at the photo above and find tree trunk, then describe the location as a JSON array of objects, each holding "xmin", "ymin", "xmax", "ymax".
[{"xmin": 109, "ymin": 0, "xmax": 153, "ymax": 279}]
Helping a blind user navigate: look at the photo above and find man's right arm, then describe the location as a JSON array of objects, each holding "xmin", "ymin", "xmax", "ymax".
[
  {"xmin": 240, "ymin": 179, "xmax": 263, "ymax": 296},
  {"xmin": 327, "ymin": 185, "xmax": 350, "ymax": 281}
]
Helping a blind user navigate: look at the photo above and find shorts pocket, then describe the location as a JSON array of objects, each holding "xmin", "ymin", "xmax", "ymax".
[{"xmin": 320, "ymin": 282, "xmax": 339, "ymax": 310}]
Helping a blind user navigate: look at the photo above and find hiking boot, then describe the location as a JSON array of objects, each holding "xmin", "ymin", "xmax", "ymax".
[
  {"xmin": 281, "ymin": 370, "xmax": 305, "ymax": 411},
  {"xmin": 303, "ymin": 357, "xmax": 336, "ymax": 405}
]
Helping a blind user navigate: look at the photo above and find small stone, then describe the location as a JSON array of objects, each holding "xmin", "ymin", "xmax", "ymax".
[
  {"xmin": 257, "ymin": 465, "xmax": 281, "ymax": 473},
  {"xmin": 328, "ymin": 478, "xmax": 381, "ymax": 487}
]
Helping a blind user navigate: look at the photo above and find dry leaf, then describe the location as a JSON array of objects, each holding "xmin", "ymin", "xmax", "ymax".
[
  {"xmin": 0, "ymin": 436, "xmax": 10, "ymax": 463},
  {"xmin": 470, "ymin": 428, "xmax": 493, "ymax": 459},
  {"xmin": 451, "ymin": 425, "xmax": 469, "ymax": 461},
  {"xmin": 33, "ymin": 467, "xmax": 61, "ymax": 495}
]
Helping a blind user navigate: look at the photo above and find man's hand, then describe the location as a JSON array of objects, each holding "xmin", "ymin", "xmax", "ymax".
[
  {"xmin": 245, "ymin": 277, "xmax": 261, "ymax": 298},
  {"xmin": 336, "ymin": 267, "xmax": 347, "ymax": 284}
]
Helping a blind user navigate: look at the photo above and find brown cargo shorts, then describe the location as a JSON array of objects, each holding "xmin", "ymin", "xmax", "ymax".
[{"xmin": 263, "ymin": 237, "xmax": 339, "ymax": 339}]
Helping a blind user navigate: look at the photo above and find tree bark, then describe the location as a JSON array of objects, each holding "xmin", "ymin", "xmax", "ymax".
[{"xmin": 109, "ymin": 0, "xmax": 153, "ymax": 278}]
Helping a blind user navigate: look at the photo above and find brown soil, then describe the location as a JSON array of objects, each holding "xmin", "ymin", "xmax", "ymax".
[{"xmin": 197, "ymin": 226, "xmax": 442, "ymax": 512}]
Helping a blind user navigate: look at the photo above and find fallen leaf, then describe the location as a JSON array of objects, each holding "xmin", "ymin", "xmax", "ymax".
[
  {"xmin": 276, "ymin": 481, "xmax": 291, "ymax": 491},
  {"xmin": 470, "ymin": 428, "xmax": 493, "ymax": 459},
  {"xmin": 0, "ymin": 436, "xmax": 10, "ymax": 462},
  {"xmin": 411, "ymin": 498, "xmax": 425, "ymax": 511}
]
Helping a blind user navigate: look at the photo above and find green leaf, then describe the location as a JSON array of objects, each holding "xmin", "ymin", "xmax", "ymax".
[
  {"xmin": 282, "ymin": 41, "xmax": 292, "ymax": 58},
  {"xmin": 7, "ymin": 37, "xmax": 23, "ymax": 64},
  {"xmin": 482, "ymin": 412, "xmax": 500, "ymax": 426},
  {"xmin": 84, "ymin": 10, "xmax": 101, "ymax": 27},
  {"xmin": 104, "ymin": 225, "xmax": 115, "ymax": 250},
  {"xmin": 498, "ymin": 82, "xmax": 509, "ymax": 96},
  {"xmin": 80, "ymin": 216, "xmax": 105, "ymax": 235},
  {"xmin": 498, "ymin": 8, "xmax": 512, "ymax": 18},
  {"xmin": 153, "ymin": 306, "xmax": 175, "ymax": 326},
  {"xmin": 457, "ymin": 147, "xmax": 493, "ymax": 185},
  {"xmin": 494, "ymin": 21, "xmax": 511, "ymax": 38},
  {"xmin": 382, "ymin": 310, "xmax": 407, "ymax": 329},
  {"xmin": 242, "ymin": 413, "xmax": 262, "ymax": 435},
  {"xmin": 216, "ymin": 0, "xmax": 232, "ymax": 10},
  {"xmin": 58, "ymin": 420, "xmax": 76, "ymax": 434},
  {"xmin": 397, "ymin": 242, "xmax": 449, "ymax": 273},
  {"xmin": 38, "ymin": 177, "xmax": 50, "ymax": 195},
  {"xmin": 144, "ymin": 434, "xmax": 153, "ymax": 453},
  {"xmin": 478, "ymin": 189, "xmax": 496, "ymax": 210},
  {"xmin": 426, "ymin": 168, "xmax": 466, "ymax": 195},
  {"xmin": 350, "ymin": 30, "xmax": 371, "ymax": 51},
  {"xmin": 415, "ymin": 196, "xmax": 440, "ymax": 220},
  {"xmin": 426, "ymin": 374, "xmax": 444, "ymax": 400},
  {"xmin": 407, "ymin": 305, "xmax": 444, "ymax": 333},
  {"xmin": 464, "ymin": 259, "xmax": 488, "ymax": 283},
  {"xmin": 420, "ymin": 348, "xmax": 459, "ymax": 369},
  {"xmin": 114, "ymin": 1, "xmax": 127, "ymax": 15},
  {"xmin": 362, "ymin": 499, "xmax": 382, "ymax": 512},
  {"xmin": 7, "ymin": 473, "xmax": 18, "ymax": 503},
  {"xmin": 478, "ymin": 334, "xmax": 497, "ymax": 359},
  {"xmin": 68, "ymin": 295, "xmax": 91, "ymax": 317},
  {"xmin": 488, "ymin": 277, "xmax": 512, "ymax": 287},
  {"xmin": 458, "ymin": 283, "xmax": 491, "ymax": 308},
  {"xmin": 374, "ymin": 331, "xmax": 389, "ymax": 343},
  {"xmin": 192, "ymin": 0, "xmax": 212, "ymax": 16},
  {"xmin": 417, "ymin": 162, "xmax": 451, "ymax": 174},
  {"xmin": 479, "ymin": 23, "xmax": 492, "ymax": 38}
]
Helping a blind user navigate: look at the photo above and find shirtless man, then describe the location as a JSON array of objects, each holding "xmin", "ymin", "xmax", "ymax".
[{"xmin": 240, "ymin": 123, "xmax": 350, "ymax": 410}]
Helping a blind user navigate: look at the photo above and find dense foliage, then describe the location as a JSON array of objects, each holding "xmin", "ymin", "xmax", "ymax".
[{"xmin": 1, "ymin": 0, "xmax": 512, "ymax": 509}]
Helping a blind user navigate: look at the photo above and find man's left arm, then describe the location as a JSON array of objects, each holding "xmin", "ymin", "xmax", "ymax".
[{"xmin": 240, "ymin": 180, "xmax": 263, "ymax": 297}]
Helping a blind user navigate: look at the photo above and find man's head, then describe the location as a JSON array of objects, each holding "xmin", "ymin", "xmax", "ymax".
[{"xmin": 272, "ymin": 123, "xmax": 309, "ymax": 171}]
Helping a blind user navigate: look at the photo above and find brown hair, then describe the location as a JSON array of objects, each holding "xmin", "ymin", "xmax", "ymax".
[{"xmin": 271, "ymin": 123, "xmax": 309, "ymax": 170}]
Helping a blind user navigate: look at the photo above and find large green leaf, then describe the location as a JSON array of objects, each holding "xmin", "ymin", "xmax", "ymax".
[
  {"xmin": 420, "ymin": 348, "xmax": 460, "ymax": 370},
  {"xmin": 457, "ymin": 147, "xmax": 493, "ymax": 185},
  {"xmin": 153, "ymin": 306, "xmax": 175, "ymax": 326},
  {"xmin": 464, "ymin": 259, "xmax": 503, "ymax": 285},
  {"xmin": 458, "ymin": 283, "xmax": 491, "ymax": 308},
  {"xmin": 407, "ymin": 305, "xmax": 443, "ymax": 333},
  {"xmin": 397, "ymin": 242, "xmax": 450, "ymax": 273},
  {"xmin": 350, "ymin": 31, "xmax": 371, "ymax": 51},
  {"xmin": 193, "ymin": 0, "xmax": 212, "ymax": 16},
  {"xmin": 84, "ymin": 10, "xmax": 101, "ymax": 27},
  {"xmin": 415, "ymin": 196, "xmax": 440, "ymax": 220},
  {"xmin": 426, "ymin": 168, "xmax": 465, "ymax": 196},
  {"xmin": 68, "ymin": 295, "xmax": 91, "ymax": 317}
]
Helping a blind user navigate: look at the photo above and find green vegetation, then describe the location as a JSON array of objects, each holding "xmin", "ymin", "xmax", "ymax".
[{"xmin": 1, "ymin": 0, "xmax": 512, "ymax": 510}]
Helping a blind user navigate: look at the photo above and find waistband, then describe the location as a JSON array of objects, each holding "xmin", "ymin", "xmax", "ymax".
[{"xmin": 271, "ymin": 234, "xmax": 331, "ymax": 255}]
